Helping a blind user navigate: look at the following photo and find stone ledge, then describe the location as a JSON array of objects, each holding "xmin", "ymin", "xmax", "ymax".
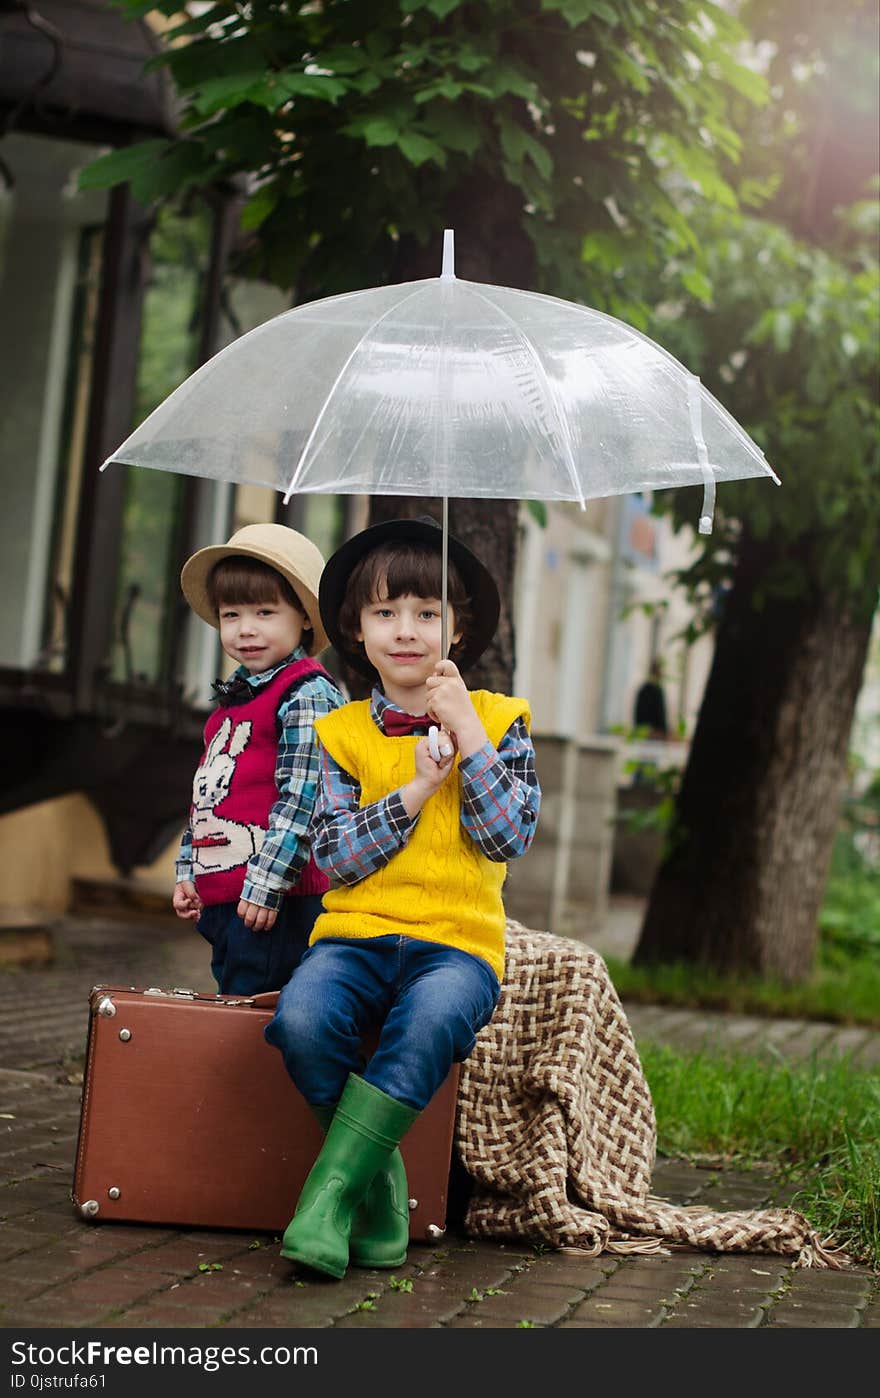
[
  {"xmin": 0, "ymin": 914, "xmax": 55, "ymax": 968},
  {"xmin": 69, "ymin": 877, "xmax": 177, "ymax": 926}
]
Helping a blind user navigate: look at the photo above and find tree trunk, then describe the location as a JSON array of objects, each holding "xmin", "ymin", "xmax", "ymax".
[{"xmin": 633, "ymin": 538, "xmax": 875, "ymax": 982}]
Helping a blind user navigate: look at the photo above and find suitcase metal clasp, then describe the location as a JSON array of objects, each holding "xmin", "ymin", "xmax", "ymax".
[{"xmin": 171, "ymin": 988, "xmax": 196, "ymax": 998}]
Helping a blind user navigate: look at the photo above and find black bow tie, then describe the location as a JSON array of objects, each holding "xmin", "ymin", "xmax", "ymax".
[{"xmin": 211, "ymin": 675, "xmax": 255, "ymax": 707}]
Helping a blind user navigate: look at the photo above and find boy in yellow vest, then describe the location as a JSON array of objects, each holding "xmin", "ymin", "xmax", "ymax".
[{"xmin": 265, "ymin": 516, "xmax": 540, "ymax": 1278}]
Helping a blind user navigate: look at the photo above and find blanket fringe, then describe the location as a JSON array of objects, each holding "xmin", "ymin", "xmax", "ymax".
[
  {"xmin": 793, "ymin": 1235, "xmax": 849, "ymax": 1270},
  {"xmin": 604, "ymin": 1236, "xmax": 668, "ymax": 1256}
]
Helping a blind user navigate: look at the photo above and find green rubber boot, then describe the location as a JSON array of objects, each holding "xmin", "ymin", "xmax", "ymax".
[
  {"xmin": 310, "ymin": 1104, "xmax": 412, "ymax": 1270},
  {"xmin": 281, "ymin": 1075, "xmax": 418, "ymax": 1279},
  {"xmin": 349, "ymin": 1146, "xmax": 411, "ymax": 1269}
]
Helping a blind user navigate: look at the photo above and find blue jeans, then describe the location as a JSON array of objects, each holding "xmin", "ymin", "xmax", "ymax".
[
  {"xmin": 264, "ymin": 936, "xmax": 500, "ymax": 1110},
  {"xmin": 198, "ymin": 895, "xmax": 324, "ymax": 996}
]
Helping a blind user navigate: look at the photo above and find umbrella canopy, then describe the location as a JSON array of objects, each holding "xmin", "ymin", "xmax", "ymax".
[{"xmin": 103, "ymin": 231, "xmax": 779, "ymax": 537}]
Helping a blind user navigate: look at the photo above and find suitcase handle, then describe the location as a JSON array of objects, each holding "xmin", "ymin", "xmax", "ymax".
[
  {"xmin": 90, "ymin": 985, "xmax": 282, "ymax": 1010},
  {"xmin": 249, "ymin": 991, "xmax": 280, "ymax": 1009}
]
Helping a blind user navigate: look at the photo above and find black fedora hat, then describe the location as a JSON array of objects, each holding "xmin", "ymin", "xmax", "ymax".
[{"xmin": 319, "ymin": 516, "xmax": 500, "ymax": 678}]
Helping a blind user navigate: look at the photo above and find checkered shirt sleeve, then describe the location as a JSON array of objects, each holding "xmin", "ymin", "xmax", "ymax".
[
  {"xmin": 311, "ymin": 714, "xmax": 540, "ymax": 886},
  {"xmin": 175, "ymin": 827, "xmax": 194, "ymax": 884},
  {"xmin": 310, "ymin": 742, "xmax": 415, "ymax": 887},
  {"xmin": 239, "ymin": 673, "xmax": 343, "ymax": 909},
  {"xmin": 459, "ymin": 717, "xmax": 540, "ymax": 862}
]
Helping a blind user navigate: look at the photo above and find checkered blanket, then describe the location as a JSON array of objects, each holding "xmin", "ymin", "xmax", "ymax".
[{"xmin": 456, "ymin": 923, "xmax": 843, "ymax": 1267}]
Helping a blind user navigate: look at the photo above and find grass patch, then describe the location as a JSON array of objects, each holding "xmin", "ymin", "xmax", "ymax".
[
  {"xmin": 605, "ymin": 950, "xmax": 880, "ymax": 1028},
  {"xmin": 639, "ymin": 1041, "xmax": 880, "ymax": 1267}
]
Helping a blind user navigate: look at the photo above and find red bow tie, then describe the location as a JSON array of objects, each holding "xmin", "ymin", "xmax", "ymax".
[{"xmin": 381, "ymin": 708, "xmax": 432, "ymax": 737}]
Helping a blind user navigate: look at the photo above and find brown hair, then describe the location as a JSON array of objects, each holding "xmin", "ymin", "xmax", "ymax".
[
  {"xmin": 206, "ymin": 556, "xmax": 306, "ymax": 618},
  {"xmin": 337, "ymin": 542, "xmax": 473, "ymax": 666}
]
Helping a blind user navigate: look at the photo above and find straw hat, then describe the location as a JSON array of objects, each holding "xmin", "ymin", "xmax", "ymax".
[
  {"xmin": 181, "ymin": 523, "xmax": 329, "ymax": 656},
  {"xmin": 319, "ymin": 516, "xmax": 500, "ymax": 677}
]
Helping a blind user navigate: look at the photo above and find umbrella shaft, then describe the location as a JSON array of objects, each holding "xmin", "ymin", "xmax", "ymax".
[{"xmin": 441, "ymin": 496, "xmax": 449, "ymax": 660}]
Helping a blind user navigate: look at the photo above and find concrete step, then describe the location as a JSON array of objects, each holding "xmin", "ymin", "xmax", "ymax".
[{"xmin": 69, "ymin": 876, "xmax": 177, "ymax": 926}]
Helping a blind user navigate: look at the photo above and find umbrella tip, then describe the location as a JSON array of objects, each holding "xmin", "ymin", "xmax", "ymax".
[{"xmin": 441, "ymin": 228, "xmax": 455, "ymax": 280}]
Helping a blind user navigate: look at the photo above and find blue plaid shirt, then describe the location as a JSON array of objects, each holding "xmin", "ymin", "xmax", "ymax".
[
  {"xmin": 312, "ymin": 687, "xmax": 540, "ymax": 886},
  {"xmin": 176, "ymin": 647, "xmax": 343, "ymax": 909}
]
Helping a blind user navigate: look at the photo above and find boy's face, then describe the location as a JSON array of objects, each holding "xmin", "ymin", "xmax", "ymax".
[
  {"xmin": 218, "ymin": 595, "xmax": 306, "ymax": 673},
  {"xmin": 357, "ymin": 588, "xmax": 461, "ymax": 706}
]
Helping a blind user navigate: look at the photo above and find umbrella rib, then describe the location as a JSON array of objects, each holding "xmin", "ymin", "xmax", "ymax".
[
  {"xmin": 462, "ymin": 284, "xmax": 586, "ymax": 508},
  {"xmin": 282, "ymin": 282, "xmax": 437, "ymax": 502},
  {"xmin": 492, "ymin": 285, "xmax": 779, "ymax": 483}
]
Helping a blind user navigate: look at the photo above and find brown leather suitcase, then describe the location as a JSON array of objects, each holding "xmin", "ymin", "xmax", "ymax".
[{"xmin": 72, "ymin": 984, "xmax": 459, "ymax": 1242}]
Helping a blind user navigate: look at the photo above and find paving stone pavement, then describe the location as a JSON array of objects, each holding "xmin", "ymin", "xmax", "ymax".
[{"xmin": 0, "ymin": 912, "xmax": 877, "ymax": 1331}]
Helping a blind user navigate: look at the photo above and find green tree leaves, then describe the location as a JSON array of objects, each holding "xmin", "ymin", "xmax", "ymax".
[
  {"xmin": 85, "ymin": 1, "xmax": 766, "ymax": 309},
  {"xmin": 79, "ymin": 139, "xmax": 215, "ymax": 202},
  {"xmin": 652, "ymin": 209, "xmax": 879, "ymax": 617}
]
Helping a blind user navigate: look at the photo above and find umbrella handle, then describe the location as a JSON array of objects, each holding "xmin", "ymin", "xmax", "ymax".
[{"xmin": 428, "ymin": 726, "xmax": 453, "ymax": 763}]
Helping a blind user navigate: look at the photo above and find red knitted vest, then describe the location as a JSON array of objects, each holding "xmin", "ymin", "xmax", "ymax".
[{"xmin": 191, "ymin": 657, "xmax": 330, "ymax": 906}]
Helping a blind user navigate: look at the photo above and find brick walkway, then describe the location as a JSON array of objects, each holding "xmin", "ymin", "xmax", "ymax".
[{"xmin": 1, "ymin": 913, "xmax": 877, "ymax": 1331}]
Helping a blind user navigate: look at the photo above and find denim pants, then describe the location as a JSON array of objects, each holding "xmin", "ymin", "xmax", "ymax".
[
  {"xmin": 198, "ymin": 895, "xmax": 324, "ymax": 996},
  {"xmin": 264, "ymin": 936, "xmax": 500, "ymax": 1111}
]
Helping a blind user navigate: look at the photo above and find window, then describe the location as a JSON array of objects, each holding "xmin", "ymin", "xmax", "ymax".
[
  {"xmin": 0, "ymin": 134, "xmax": 108, "ymax": 670},
  {"xmin": 109, "ymin": 206, "xmax": 212, "ymax": 685}
]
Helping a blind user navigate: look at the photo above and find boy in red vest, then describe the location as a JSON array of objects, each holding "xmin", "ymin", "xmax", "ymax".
[
  {"xmin": 173, "ymin": 523, "xmax": 342, "ymax": 995},
  {"xmin": 265, "ymin": 517, "xmax": 540, "ymax": 1277}
]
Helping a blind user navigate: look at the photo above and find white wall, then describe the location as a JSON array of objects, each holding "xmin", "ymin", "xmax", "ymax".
[{"xmin": 852, "ymin": 609, "xmax": 880, "ymax": 781}]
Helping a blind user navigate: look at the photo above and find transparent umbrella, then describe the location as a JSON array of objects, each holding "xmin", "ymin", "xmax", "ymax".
[{"xmin": 102, "ymin": 228, "xmax": 780, "ymax": 656}]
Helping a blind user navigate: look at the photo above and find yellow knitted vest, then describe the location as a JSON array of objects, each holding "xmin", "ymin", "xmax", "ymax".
[{"xmin": 311, "ymin": 691, "xmax": 531, "ymax": 982}]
